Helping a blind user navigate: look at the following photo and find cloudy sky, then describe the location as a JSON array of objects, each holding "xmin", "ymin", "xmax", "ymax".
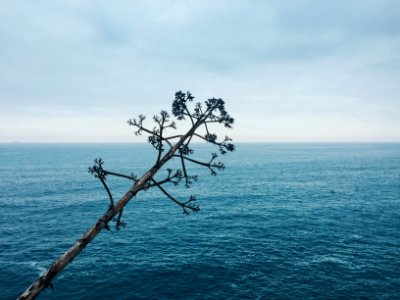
[{"xmin": 1, "ymin": 0, "xmax": 399, "ymax": 142}]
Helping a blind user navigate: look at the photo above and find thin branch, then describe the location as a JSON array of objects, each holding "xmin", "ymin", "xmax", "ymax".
[
  {"xmin": 165, "ymin": 134, "xmax": 184, "ymax": 140},
  {"xmin": 103, "ymin": 170, "xmax": 138, "ymax": 182},
  {"xmin": 173, "ymin": 154, "xmax": 224, "ymax": 176},
  {"xmin": 193, "ymin": 133, "xmax": 208, "ymax": 142},
  {"xmin": 204, "ymin": 121, "xmax": 210, "ymax": 136},
  {"xmin": 180, "ymin": 154, "xmax": 190, "ymax": 187},
  {"xmin": 173, "ymin": 155, "xmax": 208, "ymax": 167},
  {"xmin": 156, "ymin": 115, "xmax": 166, "ymax": 164},
  {"xmin": 145, "ymin": 169, "xmax": 183, "ymax": 188},
  {"xmin": 184, "ymin": 107, "xmax": 194, "ymax": 125},
  {"xmin": 99, "ymin": 177, "xmax": 114, "ymax": 208},
  {"xmin": 162, "ymin": 138, "xmax": 173, "ymax": 148},
  {"xmin": 184, "ymin": 133, "xmax": 193, "ymax": 149},
  {"xmin": 128, "ymin": 120, "xmax": 173, "ymax": 148},
  {"xmin": 150, "ymin": 179, "xmax": 199, "ymax": 214},
  {"xmin": 116, "ymin": 209, "xmax": 124, "ymax": 230},
  {"xmin": 150, "ymin": 179, "xmax": 183, "ymax": 207}
]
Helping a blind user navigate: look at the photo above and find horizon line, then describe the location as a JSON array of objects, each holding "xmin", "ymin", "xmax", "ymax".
[{"xmin": 1, "ymin": 141, "xmax": 400, "ymax": 144}]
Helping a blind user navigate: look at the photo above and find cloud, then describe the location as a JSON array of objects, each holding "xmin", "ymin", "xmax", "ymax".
[{"xmin": 0, "ymin": 0, "xmax": 399, "ymax": 142}]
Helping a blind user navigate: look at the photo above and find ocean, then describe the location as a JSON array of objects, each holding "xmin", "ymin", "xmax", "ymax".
[{"xmin": 0, "ymin": 143, "xmax": 399, "ymax": 299}]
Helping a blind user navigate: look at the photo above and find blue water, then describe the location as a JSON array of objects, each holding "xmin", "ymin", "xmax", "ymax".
[{"xmin": 1, "ymin": 143, "xmax": 399, "ymax": 299}]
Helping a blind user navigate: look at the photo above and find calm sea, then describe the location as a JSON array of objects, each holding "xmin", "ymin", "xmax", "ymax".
[{"xmin": 0, "ymin": 143, "xmax": 399, "ymax": 299}]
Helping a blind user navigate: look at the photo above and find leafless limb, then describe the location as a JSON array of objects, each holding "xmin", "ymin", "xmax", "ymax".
[{"xmin": 18, "ymin": 91, "xmax": 234, "ymax": 300}]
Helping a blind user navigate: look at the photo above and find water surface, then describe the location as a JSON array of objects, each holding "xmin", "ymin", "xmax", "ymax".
[{"xmin": 0, "ymin": 143, "xmax": 399, "ymax": 299}]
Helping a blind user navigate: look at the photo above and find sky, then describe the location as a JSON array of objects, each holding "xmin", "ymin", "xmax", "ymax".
[{"xmin": 1, "ymin": 0, "xmax": 399, "ymax": 142}]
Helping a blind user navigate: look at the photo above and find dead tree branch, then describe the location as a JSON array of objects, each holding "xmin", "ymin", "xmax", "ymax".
[{"xmin": 18, "ymin": 91, "xmax": 234, "ymax": 300}]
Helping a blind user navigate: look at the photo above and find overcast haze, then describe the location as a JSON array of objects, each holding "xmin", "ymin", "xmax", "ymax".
[{"xmin": 1, "ymin": 1, "xmax": 399, "ymax": 142}]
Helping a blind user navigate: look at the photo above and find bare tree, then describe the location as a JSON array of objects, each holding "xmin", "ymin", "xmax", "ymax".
[{"xmin": 18, "ymin": 91, "xmax": 235, "ymax": 300}]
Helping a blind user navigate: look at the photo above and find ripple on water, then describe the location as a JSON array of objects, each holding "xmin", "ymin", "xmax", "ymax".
[{"xmin": 1, "ymin": 143, "xmax": 399, "ymax": 299}]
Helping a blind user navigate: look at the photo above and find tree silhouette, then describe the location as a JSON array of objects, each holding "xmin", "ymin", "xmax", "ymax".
[{"xmin": 18, "ymin": 91, "xmax": 235, "ymax": 299}]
